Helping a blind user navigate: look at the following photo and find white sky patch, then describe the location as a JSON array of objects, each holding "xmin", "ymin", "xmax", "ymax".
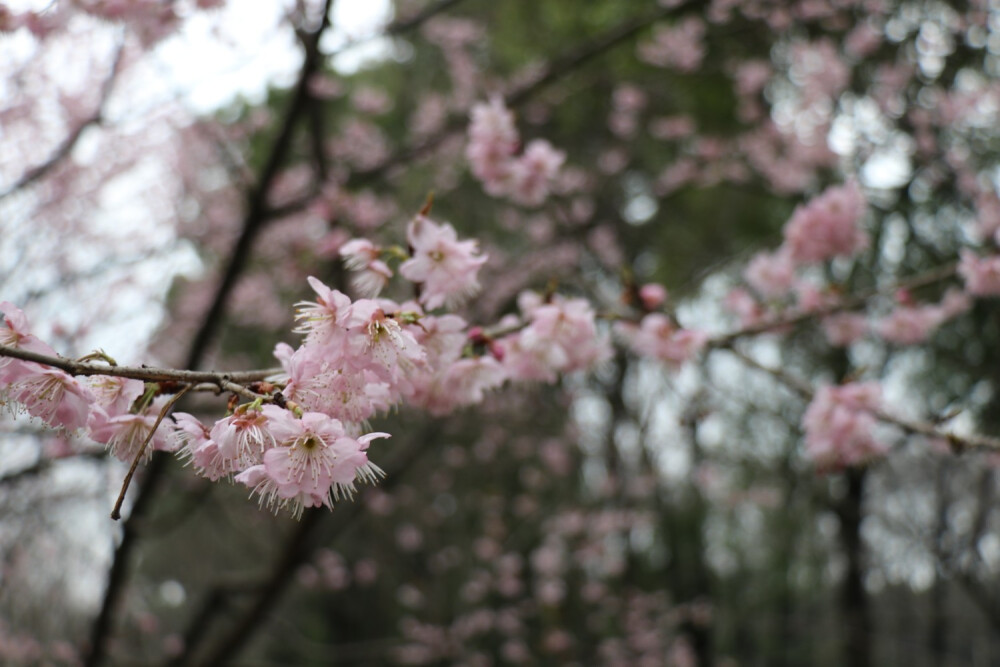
[
  {"xmin": 151, "ymin": 4, "xmax": 301, "ymax": 114},
  {"xmin": 862, "ymin": 149, "xmax": 913, "ymax": 189},
  {"xmin": 144, "ymin": 0, "xmax": 394, "ymax": 113},
  {"xmin": 324, "ymin": 0, "xmax": 394, "ymax": 73}
]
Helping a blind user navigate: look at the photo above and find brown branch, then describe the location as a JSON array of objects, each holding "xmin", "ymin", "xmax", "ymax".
[
  {"xmin": 110, "ymin": 385, "xmax": 192, "ymax": 520},
  {"xmin": 0, "ymin": 344, "xmax": 279, "ymax": 386}
]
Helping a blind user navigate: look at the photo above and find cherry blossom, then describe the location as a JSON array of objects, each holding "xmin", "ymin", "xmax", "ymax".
[
  {"xmin": 618, "ymin": 314, "xmax": 708, "ymax": 367},
  {"xmin": 5, "ymin": 365, "xmax": 93, "ymax": 431},
  {"xmin": 399, "ymin": 215, "xmax": 488, "ymax": 311},
  {"xmin": 958, "ymin": 249, "xmax": 1000, "ymax": 296},
  {"xmin": 801, "ymin": 382, "xmax": 888, "ymax": 469},
  {"xmin": 743, "ymin": 248, "xmax": 796, "ymax": 299},
  {"xmin": 339, "ymin": 239, "xmax": 393, "ymax": 297},
  {"xmin": 466, "ymin": 96, "xmax": 518, "ymax": 194},
  {"xmin": 235, "ymin": 407, "xmax": 387, "ymax": 518},
  {"xmin": 88, "ymin": 398, "xmax": 174, "ymax": 463},
  {"xmin": 782, "ymin": 181, "xmax": 868, "ymax": 265}
]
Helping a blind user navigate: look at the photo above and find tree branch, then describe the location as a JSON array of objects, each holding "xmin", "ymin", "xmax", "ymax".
[{"xmin": 0, "ymin": 344, "xmax": 279, "ymax": 387}]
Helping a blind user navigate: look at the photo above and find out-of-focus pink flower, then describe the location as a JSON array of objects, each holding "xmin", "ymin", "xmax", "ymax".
[
  {"xmin": 637, "ymin": 17, "xmax": 706, "ymax": 71},
  {"xmin": 783, "ymin": 181, "xmax": 868, "ymax": 264},
  {"xmin": 794, "ymin": 282, "xmax": 840, "ymax": 313},
  {"xmin": 801, "ymin": 382, "xmax": 887, "ymax": 468},
  {"xmin": 340, "ymin": 239, "xmax": 393, "ymax": 297},
  {"xmin": 638, "ymin": 283, "xmax": 668, "ymax": 310},
  {"xmin": 466, "ymin": 96, "xmax": 518, "ymax": 194},
  {"xmin": 619, "ymin": 314, "xmax": 707, "ymax": 366},
  {"xmin": 724, "ymin": 288, "xmax": 769, "ymax": 328},
  {"xmin": 498, "ymin": 294, "xmax": 611, "ymax": 382},
  {"xmin": 959, "ymin": 249, "xmax": 1000, "ymax": 296},
  {"xmin": 466, "ymin": 97, "xmax": 565, "ymax": 206},
  {"xmin": 507, "ymin": 139, "xmax": 565, "ymax": 207},
  {"xmin": 822, "ymin": 312, "xmax": 868, "ymax": 347},
  {"xmin": 744, "ymin": 248, "xmax": 796, "ymax": 299}
]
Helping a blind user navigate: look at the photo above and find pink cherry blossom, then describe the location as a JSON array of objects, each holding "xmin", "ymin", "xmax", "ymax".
[
  {"xmin": 294, "ymin": 276, "xmax": 353, "ymax": 345},
  {"xmin": 619, "ymin": 314, "xmax": 708, "ymax": 366},
  {"xmin": 281, "ymin": 343, "xmax": 392, "ymax": 424},
  {"xmin": 171, "ymin": 412, "xmax": 227, "ymax": 480},
  {"xmin": 399, "ymin": 215, "xmax": 488, "ymax": 310},
  {"xmin": 466, "ymin": 96, "xmax": 518, "ymax": 194},
  {"xmin": 958, "ymin": 249, "xmax": 1000, "ymax": 296},
  {"xmin": 88, "ymin": 398, "xmax": 173, "ymax": 463},
  {"xmin": 408, "ymin": 355, "xmax": 507, "ymax": 416},
  {"xmin": 5, "ymin": 364, "xmax": 93, "ymax": 431},
  {"xmin": 638, "ymin": 283, "xmax": 668, "ymax": 310},
  {"xmin": 210, "ymin": 404, "xmax": 276, "ymax": 469},
  {"xmin": 235, "ymin": 407, "xmax": 387, "ymax": 517},
  {"xmin": 724, "ymin": 288, "xmax": 769, "ymax": 328},
  {"xmin": 0, "ymin": 301, "xmax": 58, "ymax": 384},
  {"xmin": 875, "ymin": 304, "xmax": 945, "ymax": 345},
  {"xmin": 743, "ymin": 248, "xmax": 796, "ymax": 299},
  {"xmin": 821, "ymin": 312, "xmax": 868, "ymax": 347},
  {"xmin": 801, "ymin": 382, "xmax": 887, "ymax": 469},
  {"xmin": 507, "ymin": 139, "xmax": 565, "ymax": 207},
  {"xmin": 344, "ymin": 299, "xmax": 426, "ymax": 378},
  {"xmin": 782, "ymin": 181, "xmax": 868, "ymax": 264},
  {"xmin": 339, "ymin": 239, "xmax": 393, "ymax": 297},
  {"xmin": 401, "ymin": 312, "xmax": 505, "ymax": 414},
  {"xmin": 88, "ymin": 375, "xmax": 144, "ymax": 416},
  {"xmin": 498, "ymin": 295, "xmax": 611, "ymax": 382},
  {"xmin": 637, "ymin": 17, "xmax": 706, "ymax": 71}
]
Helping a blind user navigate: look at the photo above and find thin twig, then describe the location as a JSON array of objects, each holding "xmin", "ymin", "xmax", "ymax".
[{"xmin": 111, "ymin": 385, "xmax": 193, "ymax": 520}]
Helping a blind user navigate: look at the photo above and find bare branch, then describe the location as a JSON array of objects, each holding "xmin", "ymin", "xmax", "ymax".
[
  {"xmin": 110, "ymin": 385, "xmax": 192, "ymax": 520},
  {"xmin": 0, "ymin": 344, "xmax": 279, "ymax": 387}
]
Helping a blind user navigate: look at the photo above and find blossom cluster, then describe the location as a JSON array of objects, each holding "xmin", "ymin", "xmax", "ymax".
[
  {"xmin": 801, "ymin": 382, "xmax": 888, "ymax": 469},
  {"xmin": 466, "ymin": 97, "xmax": 566, "ymax": 206},
  {"xmin": 732, "ymin": 182, "xmax": 982, "ymax": 351},
  {"xmin": 0, "ymin": 210, "xmax": 624, "ymax": 516},
  {"xmin": 5, "ymin": 158, "xmax": 1000, "ymax": 513}
]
